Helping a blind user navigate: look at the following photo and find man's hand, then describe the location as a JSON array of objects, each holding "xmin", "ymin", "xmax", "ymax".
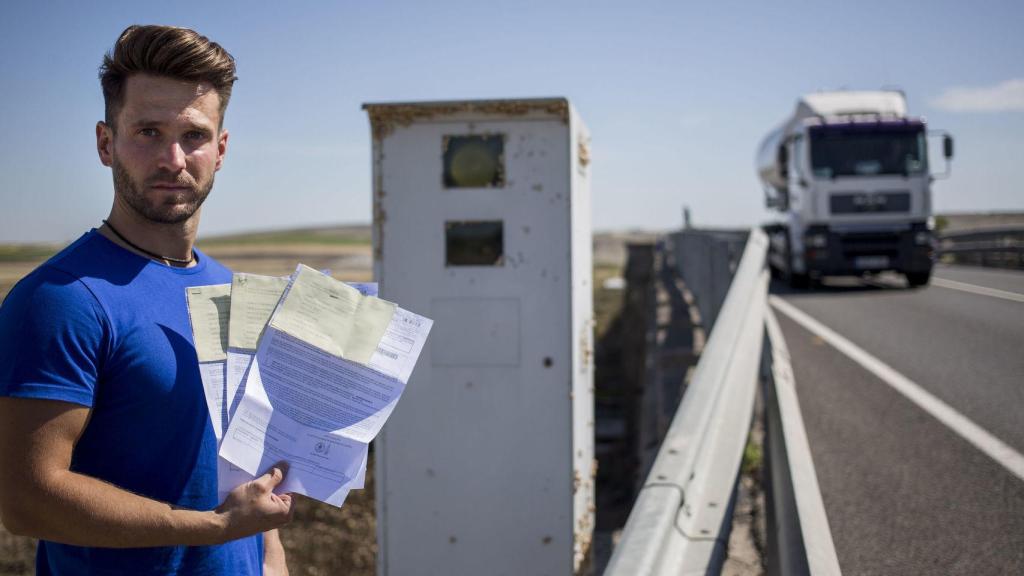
[{"xmin": 216, "ymin": 464, "xmax": 294, "ymax": 541}]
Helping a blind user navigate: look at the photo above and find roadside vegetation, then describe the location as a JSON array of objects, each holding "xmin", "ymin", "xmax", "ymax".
[
  {"xmin": 593, "ymin": 262, "xmax": 626, "ymax": 339},
  {"xmin": 0, "ymin": 244, "xmax": 61, "ymax": 263},
  {"xmin": 196, "ymin": 225, "xmax": 371, "ymax": 247}
]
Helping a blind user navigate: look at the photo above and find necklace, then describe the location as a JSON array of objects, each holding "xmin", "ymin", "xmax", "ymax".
[{"xmin": 102, "ymin": 219, "xmax": 195, "ymax": 265}]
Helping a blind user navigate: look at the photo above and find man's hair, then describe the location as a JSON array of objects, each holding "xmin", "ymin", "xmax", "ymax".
[{"xmin": 99, "ymin": 25, "xmax": 237, "ymax": 129}]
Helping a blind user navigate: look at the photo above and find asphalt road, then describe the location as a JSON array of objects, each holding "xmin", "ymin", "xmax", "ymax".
[{"xmin": 772, "ymin": 264, "xmax": 1024, "ymax": 575}]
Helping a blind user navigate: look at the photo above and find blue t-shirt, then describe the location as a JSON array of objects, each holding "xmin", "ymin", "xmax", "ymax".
[{"xmin": 0, "ymin": 230, "xmax": 262, "ymax": 575}]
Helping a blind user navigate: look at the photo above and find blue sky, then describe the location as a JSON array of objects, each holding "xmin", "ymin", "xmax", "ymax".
[{"xmin": 1, "ymin": 0, "xmax": 1022, "ymax": 243}]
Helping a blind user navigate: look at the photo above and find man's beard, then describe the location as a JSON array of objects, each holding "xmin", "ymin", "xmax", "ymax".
[{"xmin": 112, "ymin": 158, "xmax": 213, "ymax": 224}]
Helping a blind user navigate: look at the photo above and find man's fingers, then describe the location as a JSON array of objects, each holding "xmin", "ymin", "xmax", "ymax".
[
  {"xmin": 254, "ymin": 462, "xmax": 289, "ymax": 491},
  {"xmin": 280, "ymin": 494, "xmax": 295, "ymax": 522},
  {"xmin": 279, "ymin": 494, "xmax": 294, "ymax": 516}
]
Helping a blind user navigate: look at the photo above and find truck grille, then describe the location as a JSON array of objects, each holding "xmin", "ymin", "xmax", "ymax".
[
  {"xmin": 839, "ymin": 231, "xmax": 901, "ymax": 258},
  {"xmin": 830, "ymin": 191, "xmax": 910, "ymax": 214}
]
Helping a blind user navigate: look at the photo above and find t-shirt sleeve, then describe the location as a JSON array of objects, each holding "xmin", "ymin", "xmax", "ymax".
[{"xmin": 0, "ymin": 268, "xmax": 108, "ymax": 407}]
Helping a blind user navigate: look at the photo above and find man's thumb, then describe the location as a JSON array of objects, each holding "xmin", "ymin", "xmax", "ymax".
[{"xmin": 258, "ymin": 462, "xmax": 289, "ymax": 489}]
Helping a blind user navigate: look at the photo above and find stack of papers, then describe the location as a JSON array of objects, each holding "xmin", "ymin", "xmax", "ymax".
[{"xmin": 185, "ymin": 264, "xmax": 432, "ymax": 507}]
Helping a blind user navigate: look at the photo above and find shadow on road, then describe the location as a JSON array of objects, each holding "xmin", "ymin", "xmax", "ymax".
[{"xmin": 769, "ymin": 273, "xmax": 919, "ymax": 298}]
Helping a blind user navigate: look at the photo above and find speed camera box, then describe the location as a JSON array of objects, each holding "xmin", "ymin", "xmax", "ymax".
[{"xmin": 364, "ymin": 98, "xmax": 594, "ymax": 576}]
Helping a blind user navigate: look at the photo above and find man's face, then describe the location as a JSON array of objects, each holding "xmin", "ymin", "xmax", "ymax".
[{"xmin": 96, "ymin": 74, "xmax": 228, "ymax": 224}]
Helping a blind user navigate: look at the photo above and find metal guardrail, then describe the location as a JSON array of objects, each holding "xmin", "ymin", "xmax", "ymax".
[
  {"xmin": 604, "ymin": 229, "xmax": 768, "ymax": 575},
  {"xmin": 938, "ymin": 227, "xmax": 1024, "ymax": 269},
  {"xmin": 669, "ymin": 229, "xmax": 749, "ymax": 332},
  {"xmin": 605, "ymin": 227, "xmax": 844, "ymax": 575}
]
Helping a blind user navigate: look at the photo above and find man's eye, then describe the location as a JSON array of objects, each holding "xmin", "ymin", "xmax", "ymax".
[
  {"xmin": 139, "ymin": 128, "xmax": 159, "ymax": 137},
  {"xmin": 185, "ymin": 131, "xmax": 209, "ymax": 140}
]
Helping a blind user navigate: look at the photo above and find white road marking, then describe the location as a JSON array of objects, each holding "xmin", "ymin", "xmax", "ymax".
[
  {"xmin": 931, "ymin": 277, "xmax": 1024, "ymax": 304},
  {"xmin": 764, "ymin": 308, "xmax": 842, "ymax": 575},
  {"xmin": 770, "ymin": 295, "xmax": 1024, "ymax": 483}
]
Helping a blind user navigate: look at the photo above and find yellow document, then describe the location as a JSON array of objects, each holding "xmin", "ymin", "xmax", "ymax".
[
  {"xmin": 228, "ymin": 273, "xmax": 290, "ymax": 351},
  {"xmin": 270, "ymin": 264, "xmax": 395, "ymax": 364},
  {"xmin": 185, "ymin": 284, "xmax": 231, "ymax": 362}
]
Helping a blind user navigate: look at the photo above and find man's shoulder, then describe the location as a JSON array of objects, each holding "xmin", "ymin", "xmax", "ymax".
[
  {"xmin": 194, "ymin": 248, "xmax": 232, "ymax": 281},
  {"xmin": 23, "ymin": 230, "xmax": 131, "ymax": 287},
  {"xmin": 4, "ymin": 264, "xmax": 96, "ymax": 311},
  {"xmin": 43, "ymin": 229, "xmax": 106, "ymax": 266},
  {"xmin": 3, "ymin": 231, "xmax": 106, "ymax": 302},
  {"xmin": 2, "ymin": 233, "xmax": 232, "ymax": 318},
  {"xmin": 0, "ymin": 239, "xmax": 110, "ymax": 404},
  {"xmin": 0, "ymin": 259, "xmax": 105, "ymax": 334}
]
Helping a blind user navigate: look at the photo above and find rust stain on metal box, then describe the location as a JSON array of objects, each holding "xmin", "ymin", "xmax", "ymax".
[
  {"xmin": 364, "ymin": 98, "xmax": 570, "ymax": 140},
  {"xmin": 577, "ymin": 136, "xmax": 591, "ymax": 167}
]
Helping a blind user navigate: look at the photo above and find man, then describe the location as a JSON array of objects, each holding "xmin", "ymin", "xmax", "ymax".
[{"xmin": 0, "ymin": 25, "xmax": 292, "ymax": 575}]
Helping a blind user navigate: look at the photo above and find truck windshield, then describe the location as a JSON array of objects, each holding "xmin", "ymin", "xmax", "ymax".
[{"xmin": 810, "ymin": 125, "xmax": 926, "ymax": 178}]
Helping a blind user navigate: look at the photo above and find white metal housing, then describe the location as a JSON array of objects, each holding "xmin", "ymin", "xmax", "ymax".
[{"xmin": 365, "ymin": 98, "xmax": 594, "ymax": 576}]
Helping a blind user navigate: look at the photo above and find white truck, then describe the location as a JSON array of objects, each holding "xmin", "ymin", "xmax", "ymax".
[{"xmin": 758, "ymin": 90, "xmax": 953, "ymax": 287}]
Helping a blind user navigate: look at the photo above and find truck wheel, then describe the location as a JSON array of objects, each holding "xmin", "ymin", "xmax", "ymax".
[
  {"xmin": 784, "ymin": 234, "xmax": 809, "ymax": 289},
  {"xmin": 906, "ymin": 272, "xmax": 931, "ymax": 288},
  {"xmin": 789, "ymin": 272, "xmax": 810, "ymax": 289},
  {"xmin": 782, "ymin": 233, "xmax": 806, "ymax": 286}
]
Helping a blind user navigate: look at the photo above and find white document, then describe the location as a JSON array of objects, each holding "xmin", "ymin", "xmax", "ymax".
[
  {"xmin": 225, "ymin": 273, "xmax": 379, "ymax": 422},
  {"xmin": 185, "ymin": 284, "xmax": 250, "ymax": 501},
  {"xmin": 366, "ymin": 306, "xmax": 433, "ymax": 384},
  {"xmin": 197, "ymin": 363, "xmax": 227, "ymax": 441},
  {"xmin": 226, "ymin": 273, "xmax": 291, "ymax": 423},
  {"xmin": 269, "ymin": 265, "xmax": 396, "ymax": 364},
  {"xmin": 220, "ymin": 266, "xmax": 431, "ymax": 505},
  {"xmin": 185, "ymin": 284, "xmax": 230, "ymax": 438},
  {"xmin": 223, "ymin": 273, "xmax": 377, "ymax": 495},
  {"xmin": 226, "ymin": 352, "xmax": 255, "ymax": 418},
  {"xmin": 220, "ymin": 349, "xmax": 369, "ymax": 506}
]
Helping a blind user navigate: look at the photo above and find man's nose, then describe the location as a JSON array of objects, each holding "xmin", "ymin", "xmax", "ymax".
[{"xmin": 157, "ymin": 140, "xmax": 187, "ymax": 172}]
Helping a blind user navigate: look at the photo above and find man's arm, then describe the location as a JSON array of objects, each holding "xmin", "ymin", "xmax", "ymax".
[
  {"xmin": 0, "ymin": 397, "xmax": 293, "ymax": 547},
  {"xmin": 263, "ymin": 529, "xmax": 289, "ymax": 576}
]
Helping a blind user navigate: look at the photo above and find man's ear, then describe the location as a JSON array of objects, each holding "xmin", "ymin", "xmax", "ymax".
[
  {"xmin": 96, "ymin": 122, "xmax": 114, "ymax": 167},
  {"xmin": 215, "ymin": 128, "xmax": 229, "ymax": 171}
]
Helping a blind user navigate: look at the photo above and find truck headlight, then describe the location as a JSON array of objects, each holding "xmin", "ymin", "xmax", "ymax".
[
  {"xmin": 805, "ymin": 233, "xmax": 828, "ymax": 248},
  {"xmin": 914, "ymin": 231, "xmax": 932, "ymax": 246}
]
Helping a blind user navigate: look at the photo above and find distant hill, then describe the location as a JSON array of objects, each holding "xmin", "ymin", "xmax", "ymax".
[
  {"xmin": 0, "ymin": 244, "xmax": 64, "ymax": 262},
  {"xmin": 4, "ymin": 214, "xmax": 1024, "ymax": 262},
  {"xmin": 0, "ymin": 225, "xmax": 373, "ymax": 263},
  {"xmin": 197, "ymin": 224, "xmax": 372, "ymax": 247}
]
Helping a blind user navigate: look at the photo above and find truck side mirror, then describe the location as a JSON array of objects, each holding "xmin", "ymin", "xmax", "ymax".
[
  {"xmin": 777, "ymin": 145, "xmax": 789, "ymax": 178},
  {"xmin": 764, "ymin": 187, "xmax": 789, "ymax": 210},
  {"xmin": 929, "ymin": 130, "xmax": 953, "ymax": 180}
]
